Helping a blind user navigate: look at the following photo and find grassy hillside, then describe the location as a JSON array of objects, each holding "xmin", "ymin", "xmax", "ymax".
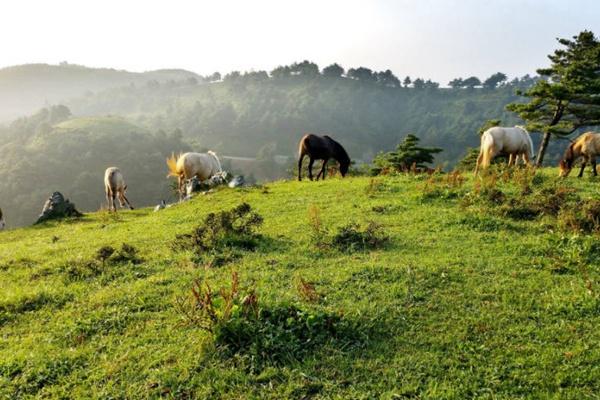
[{"xmin": 2, "ymin": 170, "xmax": 600, "ymax": 398}]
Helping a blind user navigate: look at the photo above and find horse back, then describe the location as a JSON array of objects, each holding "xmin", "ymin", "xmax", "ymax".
[{"xmin": 299, "ymin": 134, "xmax": 334, "ymax": 159}]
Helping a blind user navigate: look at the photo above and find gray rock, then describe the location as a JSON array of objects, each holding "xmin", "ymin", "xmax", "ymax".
[{"xmin": 35, "ymin": 192, "xmax": 82, "ymax": 224}]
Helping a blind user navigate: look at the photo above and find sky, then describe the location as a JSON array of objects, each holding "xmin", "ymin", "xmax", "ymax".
[{"xmin": 1, "ymin": 0, "xmax": 600, "ymax": 84}]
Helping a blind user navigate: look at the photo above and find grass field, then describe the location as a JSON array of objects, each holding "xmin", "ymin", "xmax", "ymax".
[{"xmin": 2, "ymin": 169, "xmax": 600, "ymax": 399}]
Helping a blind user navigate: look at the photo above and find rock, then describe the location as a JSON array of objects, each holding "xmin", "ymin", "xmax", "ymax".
[
  {"xmin": 35, "ymin": 192, "xmax": 82, "ymax": 224},
  {"xmin": 154, "ymin": 200, "xmax": 166, "ymax": 212}
]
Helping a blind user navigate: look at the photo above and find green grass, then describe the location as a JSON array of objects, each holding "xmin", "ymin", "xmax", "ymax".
[
  {"xmin": 52, "ymin": 116, "xmax": 147, "ymax": 136},
  {"xmin": 2, "ymin": 170, "xmax": 600, "ymax": 398}
]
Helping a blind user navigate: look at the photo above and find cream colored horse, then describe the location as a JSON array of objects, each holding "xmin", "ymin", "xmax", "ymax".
[
  {"xmin": 559, "ymin": 132, "xmax": 600, "ymax": 177},
  {"xmin": 166, "ymin": 151, "xmax": 222, "ymax": 199},
  {"xmin": 104, "ymin": 167, "xmax": 134, "ymax": 211},
  {"xmin": 475, "ymin": 126, "xmax": 534, "ymax": 174}
]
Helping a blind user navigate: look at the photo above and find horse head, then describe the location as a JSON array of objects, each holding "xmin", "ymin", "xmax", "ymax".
[{"xmin": 559, "ymin": 143, "xmax": 576, "ymax": 177}]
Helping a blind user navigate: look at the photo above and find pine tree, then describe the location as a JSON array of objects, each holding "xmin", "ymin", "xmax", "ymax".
[
  {"xmin": 507, "ymin": 30, "xmax": 600, "ymax": 165},
  {"xmin": 371, "ymin": 134, "xmax": 442, "ymax": 174}
]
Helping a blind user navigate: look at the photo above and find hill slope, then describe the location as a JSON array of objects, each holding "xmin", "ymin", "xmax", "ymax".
[
  {"xmin": 0, "ymin": 63, "xmax": 200, "ymax": 121},
  {"xmin": 2, "ymin": 172, "xmax": 600, "ymax": 398}
]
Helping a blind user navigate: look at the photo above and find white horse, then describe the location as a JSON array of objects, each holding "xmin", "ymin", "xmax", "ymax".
[
  {"xmin": 166, "ymin": 151, "xmax": 223, "ymax": 199},
  {"xmin": 0, "ymin": 208, "xmax": 5, "ymax": 230},
  {"xmin": 104, "ymin": 167, "xmax": 134, "ymax": 211},
  {"xmin": 475, "ymin": 126, "xmax": 534, "ymax": 174}
]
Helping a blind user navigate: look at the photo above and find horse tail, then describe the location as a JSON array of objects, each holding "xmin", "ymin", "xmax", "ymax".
[
  {"xmin": 166, "ymin": 153, "xmax": 181, "ymax": 178},
  {"xmin": 480, "ymin": 133, "xmax": 495, "ymax": 168},
  {"xmin": 207, "ymin": 150, "xmax": 223, "ymax": 173}
]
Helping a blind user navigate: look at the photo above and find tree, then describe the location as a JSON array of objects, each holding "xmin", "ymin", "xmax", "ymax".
[
  {"xmin": 412, "ymin": 78, "xmax": 425, "ymax": 89},
  {"xmin": 224, "ymin": 71, "xmax": 241, "ymax": 81},
  {"xmin": 270, "ymin": 65, "xmax": 292, "ymax": 79},
  {"xmin": 507, "ymin": 31, "xmax": 600, "ymax": 165},
  {"xmin": 424, "ymin": 79, "xmax": 439, "ymax": 89},
  {"xmin": 290, "ymin": 60, "xmax": 320, "ymax": 77},
  {"xmin": 403, "ymin": 76, "xmax": 412, "ymax": 87},
  {"xmin": 322, "ymin": 63, "xmax": 344, "ymax": 78},
  {"xmin": 482, "ymin": 72, "xmax": 507, "ymax": 89},
  {"xmin": 448, "ymin": 78, "xmax": 464, "ymax": 89},
  {"xmin": 347, "ymin": 67, "xmax": 376, "ymax": 82},
  {"xmin": 462, "ymin": 76, "xmax": 481, "ymax": 88},
  {"xmin": 371, "ymin": 134, "xmax": 442, "ymax": 174},
  {"xmin": 375, "ymin": 70, "xmax": 400, "ymax": 87},
  {"xmin": 207, "ymin": 72, "xmax": 221, "ymax": 82}
]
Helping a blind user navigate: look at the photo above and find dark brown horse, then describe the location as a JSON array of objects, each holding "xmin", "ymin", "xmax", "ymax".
[{"xmin": 297, "ymin": 134, "xmax": 350, "ymax": 181}]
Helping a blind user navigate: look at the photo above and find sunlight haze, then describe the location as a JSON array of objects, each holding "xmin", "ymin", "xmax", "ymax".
[{"xmin": 2, "ymin": 0, "xmax": 600, "ymax": 83}]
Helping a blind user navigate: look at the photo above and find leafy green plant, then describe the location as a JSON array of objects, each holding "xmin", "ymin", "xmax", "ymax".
[
  {"xmin": 172, "ymin": 203, "xmax": 264, "ymax": 263},
  {"xmin": 331, "ymin": 221, "xmax": 389, "ymax": 252},
  {"xmin": 371, "ymin": 134, "xmax": 442, "ymax": 175}
]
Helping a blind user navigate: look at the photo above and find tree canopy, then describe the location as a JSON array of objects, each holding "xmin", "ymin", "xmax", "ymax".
[{"xmin": 507, "ymin": 30, "xmax": 600, "ymax": 165}]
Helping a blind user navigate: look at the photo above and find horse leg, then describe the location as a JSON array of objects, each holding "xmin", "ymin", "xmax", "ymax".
[
  {"xmin": 316, "ymin": 159, "xmax": 328, "ymax": 181},
  {"xmin": 298, "ymin": 154, "xmax": 305, "ymax": 181},
  {"xmin": 121, "ymin": 192, "xmax": 134, "ymax": 210},
  {"xmin": 106, "ymin": 189, "xmax": 113, "ymax": 212},
  {"xmin": 308, "ymin": 158, "xmax": 315, "ymax": 181},
  {"xmin": 178, "ymin": 176, "xmax": 184, "ymax": 201},
  {"xmin": 593, "ymin": 159, "xmax": 598, "ymax": 176},
  {"xmin": 111, "ymin": 191, "xmax": 117, "ymax": 212},
  {"xmin": 508, "ymin": 153, "xmax": 515, "ymax": 167},
  {"xmin": 578, "ymin": 159, "xmax": 587, "ymax": 178}
]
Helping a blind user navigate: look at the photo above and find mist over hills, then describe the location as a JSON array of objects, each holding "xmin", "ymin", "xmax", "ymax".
[
  {"xmin": 0, "ymin": 62, "xmax": 564, "ymax": 227},
  {"xmin": 0, "ymin": 63, "xmax": 200, "ymax": 121}
]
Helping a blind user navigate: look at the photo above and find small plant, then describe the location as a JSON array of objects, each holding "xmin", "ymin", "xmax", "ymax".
[
  {"xmin": 420, "ymin": 170, "xmax": 466, "ymax": 201},
  {"xmin": 296, "ymin": 277, "xmax": 321, "ymax": 303},
  {"xmin": 172, "ymin": 203, "xmax": 264, "ymax": 263},
  {"xmin": 331, "ymin": 221, "xmax": 389, "ymax": 252},
  {"xmin": 174, "ymin": 272, "xmax": 355, "ymax": 368},
  {"xmin": 364, "ymin": 178, "xmax": 385, "ymax": 196}
]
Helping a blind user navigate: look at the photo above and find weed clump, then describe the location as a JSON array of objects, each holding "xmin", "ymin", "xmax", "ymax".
[
  {"xmin": 331, "ymin": 222, "xmax": 389, "ymax": 252},
  {"xmin": 420, "ymin": 170, "xmax": 466, "ymax": 201},
  {"xmin": 173, "ymin": 203, "xmax": 263, "ymax": 261},
  {"xmin": 174, "ymin": 272, "xmax": 357, "ymax": 368},
  {"xmin": 61, "ymin": 243, "xmax": 141, "ymax": 281}
]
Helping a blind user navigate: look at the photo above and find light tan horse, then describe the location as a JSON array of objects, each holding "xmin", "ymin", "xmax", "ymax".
[
  {"xmin": 559, "ymin": 132, "xmax": 600, "ymax": 177},
  {"xmin": 166, "ymin": 151, "xmax": 222, "ymax": 199},
  {"xmin": 475, "ymin": 126, "xmax": 534, "ymax": 174},
  {"xmin": 104, "ymin": 167, "xmax": 134, "ymax": 211}
]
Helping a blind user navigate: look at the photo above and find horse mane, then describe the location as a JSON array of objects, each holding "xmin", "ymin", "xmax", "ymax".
[
  {"xmin": 515, "ymin": 125, "xmax": 528, "ymax": 133},
  {"xmin": 562, "ymin": 143, "xmax": 576, "ymax": 168},
  {"xmin": 329, "ymin": 137, "xmax": 350, "ymax": 165},
  {"xmin": 166, "ymin": 153, "xmax": 181, "ymax": 177},
  {"xmin": 207, "ymin": 150, "xmax": 223, "ymax": 172}
]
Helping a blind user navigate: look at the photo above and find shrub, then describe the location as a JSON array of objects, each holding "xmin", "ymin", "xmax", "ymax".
[
  {"xmin": 420, "ymin": 170, "xmax": 466, "ymax": 201},
  {"xmin": 331, "ymin": 221, "xmax": 389, "ymax": 252},
  {"xmin": 558, "ymin": 199, "xmax": 600, "ymax": 233},
  {"xmin": 172, "ymin": 203, "xmax": 264, "ymax": 262},
  {"xmin": 174, "ymin": 272, "xmax": 355, "ymax": 368}
]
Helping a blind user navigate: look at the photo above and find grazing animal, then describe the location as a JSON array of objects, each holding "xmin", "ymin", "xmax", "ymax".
[
  {"xmin": 297, "ymin": 134, "xmax": 351, "ymax": 181},
  {"xmin": 104, "ymin": 167, "xmax": 134, "ymax": 212},
  {"xmin": 559, "ymin": 132, "xmax": 600, "ymax": 177},
  {"xmin": 166, "ymin": 151, "xmax": 223, "ymax": 199},
  {"xmin": 0, "ymin": 208, "xmax": 4, "ymax": 230},
  {"xmin": 475, "ymin": 126, "xmax": 534, "ymax": 174}
]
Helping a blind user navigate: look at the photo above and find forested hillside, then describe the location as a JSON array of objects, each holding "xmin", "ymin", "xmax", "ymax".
[{"xmin": 0, "ymin": 62, "xmax": 571, "ymax": 227}]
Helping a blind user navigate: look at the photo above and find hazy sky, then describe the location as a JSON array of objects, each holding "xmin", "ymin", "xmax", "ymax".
[{"xmin": 2, "ymin": 0, "xmax": 600, "ymax": 84}]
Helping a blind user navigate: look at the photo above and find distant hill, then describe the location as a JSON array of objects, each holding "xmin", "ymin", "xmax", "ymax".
[{"xmin": 0, "ymin": 63, "xmax": 200, "ymax": 121}]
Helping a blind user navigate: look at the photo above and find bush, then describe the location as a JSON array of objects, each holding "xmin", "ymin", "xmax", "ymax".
[
  {"xmin": 331, "ymin": 221, "xmax": 389, "ymax": 252},
  {"xmin": 172, "ymin": 203, "xmax": 264, "ymax": 263},
  {"xmin": 174, "ymin": 272, "xmax": 356, "ymax": 368}
]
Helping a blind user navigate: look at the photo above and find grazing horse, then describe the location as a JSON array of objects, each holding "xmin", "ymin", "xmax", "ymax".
[
  {"xmin": 297, "ymin": 134, "xmax": 350, "ymax": 181},
  {"xmin": 559, "ymin": 132, "xmax": 600, "ymax": 177},
  {"xmin": 474, "ymin": 126, "xmax": 534, "ymax": 174},
  {"xmin": 0, "ymin": 208, "xmax": 4, "ymax": 230},
  {"xmin": 104, "ymin": 167, "xmax": 134, "ymax": 211},
  {"xmin": 166, "ymin": 151, "xmax": 222, "ymax": 199}
]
